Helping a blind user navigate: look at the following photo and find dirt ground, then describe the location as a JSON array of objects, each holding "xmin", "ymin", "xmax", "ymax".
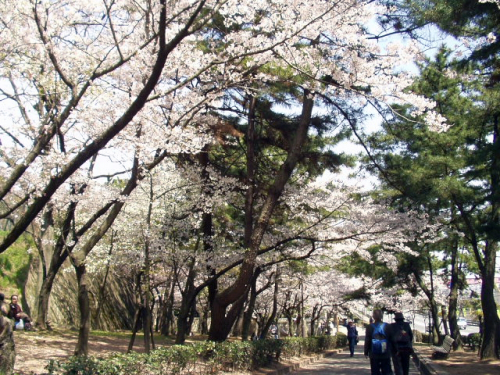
[
  {"xmin": 14, "ymin": 329, "xmax": 152, "ymax": 374},
  {"xmin": 415, "ymin": 345, "xmax": 500, "ymax": 375},
  {"xmin": 12, "ymin": 331, "xmax": 500, "ymax": 375}
]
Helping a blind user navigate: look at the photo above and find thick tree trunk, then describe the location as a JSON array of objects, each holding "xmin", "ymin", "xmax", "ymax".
[
  {"xmin": 175, "ymin": 260, "xmax": 197, "ymax": 344},
  {"xmin": 33, "ymin": 202, "xmax": 76, "ymax": 330},
  {"xmin": 480, "ymin": 115, "xmax": 500, "ymax": 359},
  {"xmin": 480, "ymin": 241, "xmax": 499, "ymax": 359},
  {"xmin": 209, "ymin": 292, "xmax": 248, "ymax": 342},
  {"xmin": 175, "ymin": 301, "xmax": 193, "ymax": 344},
  {"xmin": 74, "ymin": 263, "xmax": 90, "ymax": 356},
  {"xmin": 160, "ymin": 276, "xmax": 175, "ymax": 336},
  {"xmin": 208, "ymin": 92, "xmax": 314, "ymax": 342},
  {"xmin": 35, "ymin": 269, "xmax": 58, "ymax": 330},
  {"xmin": 310, "ymin": 305, "xmax": 322, "ymax": 337},
  {"xmin": 175, "ymin": 292, "xmax": 199, "ymax": 343},
  {"xmin": 448, "ymin": 238, "xmax": 463, "ymax": 349}
]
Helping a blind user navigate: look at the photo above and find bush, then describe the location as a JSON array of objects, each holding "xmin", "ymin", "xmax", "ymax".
[
  {"xmin": 251, "ymin": 339, "xmax": 284, "ymax": 367},
  {"xmin": 46, "ymin": 335, "xmax": 344, "ymax": 375},
  {"xmin": 335, "ymin": 332, "xmax": 348, "ymax": 348},
  {"xmin": 466, "ymin": 333, "xmax": 481, "ymax": 350},
  {"xmin": 413, "ymin": 330, "xmax": 423, "ymax": 343}
]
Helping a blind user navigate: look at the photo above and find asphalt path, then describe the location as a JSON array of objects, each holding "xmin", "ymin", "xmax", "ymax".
[{"xmin": 290, "ymin": 337, "xmax": 420, "ymax": 375}]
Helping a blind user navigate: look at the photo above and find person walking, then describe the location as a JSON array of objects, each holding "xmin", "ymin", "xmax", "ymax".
[
  {"xmin": 390, "ymin": 312, "xmax": 414, "ymax": 375},
  {"xmin": 364, "ymin": 309, "xmax": 394, "ymax": 375},
  {"xmin": 346, "ymin": 321, "xmax": 359, "ymax": 357}
]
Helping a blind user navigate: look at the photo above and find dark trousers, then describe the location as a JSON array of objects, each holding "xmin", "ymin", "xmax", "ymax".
[
  {"xmin": 348, "ymin": 337, "xmax": 357, "ymax": 356},
  {"xmin": 370, "ymin": 357, "xmax": 393, "ymax": 375},
  {"xmin": 392, "ymin": 352, "xmax": 411, "ymax": 375}
]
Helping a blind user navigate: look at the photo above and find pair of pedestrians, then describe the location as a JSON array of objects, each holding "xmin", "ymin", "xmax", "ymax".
[{"xmin": 364, "ymin": 309, "xmax": 413, "ymax": 375}]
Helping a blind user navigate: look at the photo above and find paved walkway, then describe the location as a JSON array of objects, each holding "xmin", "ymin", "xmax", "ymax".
[{"xmin": 289, "ymin": 339, "xmax": 421, "ymax": 375}]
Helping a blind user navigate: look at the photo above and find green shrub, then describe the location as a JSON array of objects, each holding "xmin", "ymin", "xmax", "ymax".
[
  {"xmin": 467, "ymin": 333, "xmax": 481, "ymax": 350},
  {"xmin": 335, "ymin": 332, "xmax": 348, "ymax": 348},
  {"xmin": 46, "ymin": 356, "xmax": 102, "ymax": 375},
  {"xmin": 413, "ymin": 330, "xmax": 423, "ymax": 343},
  {"xmin": 46, "ymin": 335, "xmax": 343, "ymax": 375},
  {"xmin": 419, "ymin": 332, "xmax": 432, "ymax": 344},
  {"xmin": 250, "ymin": 339, "xmax": 281, "ymax": 367}
]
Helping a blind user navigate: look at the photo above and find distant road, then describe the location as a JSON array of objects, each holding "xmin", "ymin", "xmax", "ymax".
[{"xmin": 407, "ymin": 313, "xmax": 480, "ymax": 336}]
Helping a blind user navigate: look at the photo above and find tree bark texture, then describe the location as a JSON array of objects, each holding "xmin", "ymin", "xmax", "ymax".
[
  {"xmin": 74, "ymin": 263, "xmax": 90, "ymax": 356},
  {"xmin": 448, "ymin": 238, "xmax": 463, "ymax": 349},
  {"xmin": 480, "ymin": 241, "xmax": 500, "ymax": 359}
]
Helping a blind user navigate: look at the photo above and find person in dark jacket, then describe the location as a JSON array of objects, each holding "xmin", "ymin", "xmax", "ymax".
[
  {"xmin": 8, "ymin": 295, "xmax": 32, "ymax": 331},
  {"xmin": 364, "ymin": 309, "xmax": 394, "ymax": 375},
  {"xmin": 390, "ymin": 312, "xmax": 413, "ymax": 375},
  {"xmin": 346, "ymin": 321, "xmax": 359, "ymax": 357}
]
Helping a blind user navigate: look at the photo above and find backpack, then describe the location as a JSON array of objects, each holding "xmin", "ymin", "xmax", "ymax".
[
  {"xmin": 371, "ymin": 323, "xmax": 388, "ymax": 355},
  {"xmin": 394, "ymin": 323, "xmax": 412, "ymax": 350}
]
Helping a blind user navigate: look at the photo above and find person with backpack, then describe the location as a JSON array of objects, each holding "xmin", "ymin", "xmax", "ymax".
[
  {"xmin": 364, "ymin": 309, "xmax": 394, "ymax": 375},
  {"xmin": 346, "ymin": 321, "xmax": 359, "ymax": 357},
  {"xmin": 390, "ymin": 312, "xmax": 413, "ymax": 375}
]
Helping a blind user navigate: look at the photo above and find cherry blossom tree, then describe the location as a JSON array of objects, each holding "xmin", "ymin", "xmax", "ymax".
[
  {"xmin": 0, "ymin": 0, "xmax": 446, "ymax": 351},
  {"xmin": 0, "ymin": 0, "xmax": 442, "ymax": 250}
]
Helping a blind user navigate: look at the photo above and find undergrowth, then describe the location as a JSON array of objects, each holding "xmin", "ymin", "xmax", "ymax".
[{"xmin": 46, "ymin": 334, "xmax": 347, "ymax": 375}]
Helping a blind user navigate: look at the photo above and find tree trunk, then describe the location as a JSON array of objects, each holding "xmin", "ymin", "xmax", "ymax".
[
  {"xmin": 33, "ymin": 202, "xmax": 76, "ymax": 330},
  {"xmin": 160, "ymin": 275, "xmax": 175, "ymax": 336},
  {"xmin": 441, "ymin": 306, "xmax": 449, "ymax": 336},
  {"xmin": 209, "ymin": 292, "xmax": 248, "ymax": 342},
  {"xmin": 241, "ymin": 269, "xmax": 261, "ymax": 341},
  {"xmin": 0, "ymin": 0, "xmax": 207, "ymax": 254},
  {"xmin": 175, "ymin": 258, "xmax": 197, "ymax": 344},
  {"xmin": 201, "ymin": 306, "xmax": 209, "ymax": 335},
  {"xmin": 35, "ymin": 269, "xmax": 58, "ymax": 330},
  {"xmin": 310, "ymin": 305, "xmax": 322, "ymax": 337},
  {"xmin": 74, "ymin": 263, "xmax": 90, "ymax": 356},
  {"xmin": 143, "ymin": 301, "xmax": 151, "ymax": 353},
  {"xmin": 479, "ymin": 241, "xmax": 499, "ymax": 359},
  {"xmin": 208, "ymin": 92, "xmax": 314, "ymax": 342},
  {"xmin": 414, "ymin": 269, "xmax": 441, "ymax": 345},
  {"xmin": 142, "ymin": 175, "xmax": 155, "ymax": 353},
  {"xmin": 94, "ymin": 233, "xmax": 114, "ymax": 329},
  {"xmin": 261, "ymin": 271, "xmax": 279, "ymax": 339},
  {"xmin": 128, "ymin": 305, "xmax": 143, "ymax": 353},
  {"xmin": 480, "ymin": 114, "xmax": 500, "ymax": 359},
  {"xmin": 175, "ymin": 302, "xmax": 192, "ymax": 344},
  {"xmin": 448, "ymin": 238, "xmax": 463, "ymax": 349}
]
